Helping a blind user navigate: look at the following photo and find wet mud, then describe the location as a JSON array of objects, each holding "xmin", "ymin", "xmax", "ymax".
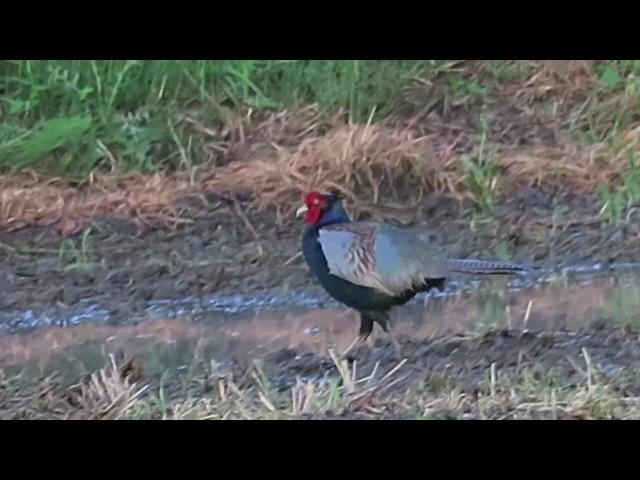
[
  {"xmin": 2, "ymin": 271, "xmax": 639, "ymax": 397},
  {"xmin": 1, "ymin": 187, "xmax": 640, "ymax": 333},
  {"xmin": 1, "ymin": 187, "xmax": 640, "ymax": 414}
]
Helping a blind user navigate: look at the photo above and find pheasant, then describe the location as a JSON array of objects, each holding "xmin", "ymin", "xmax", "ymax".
[{"xmin": 296, "ymin": 191, "xmax": 531, "ymax": 358}]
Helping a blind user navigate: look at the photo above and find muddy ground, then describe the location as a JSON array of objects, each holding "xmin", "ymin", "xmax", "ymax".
[
  {"xmin": 3, "ymin": 61, "xmax": 640, "ymax": 418},
  {"xmin": 2, "ymin": 187, "xmax": 640, "ymax": 330},
  {"xmin": 2, "ymin": 322, "xmax": 640, "ymax": 419},
  {"xmin": 2, "ymin": 185, "xmax": 640, "ymax": 418}
]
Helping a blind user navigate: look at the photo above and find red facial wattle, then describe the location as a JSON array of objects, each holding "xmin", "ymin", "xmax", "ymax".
[
  {"xmin": 305, "ymin": 205, "xmax": 323, "ymax": 224},
  {"xmin": 303, "ymin": 191, "xmax": 327, "ymax": 224}
]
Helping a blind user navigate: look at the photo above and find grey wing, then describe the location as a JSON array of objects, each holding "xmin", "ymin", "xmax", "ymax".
[
  {"xmin": 318, "ymin": 223, "xmax": 445, "ymax": 296},
  {"xmin": 317, "ymin": 226, "xmax": 397, "ymax": 295},
  {"xmin": 372, "ymin": 224, "xmax": 447, "ymax": 295}
]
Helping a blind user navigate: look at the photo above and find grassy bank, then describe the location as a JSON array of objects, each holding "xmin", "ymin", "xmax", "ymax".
[
  {"xmin": 0, "ymin": 60, "xmax": 436, "ymax": 177},
  {"xmin": 4, "ymin": 61, "xmax": 640, "ymax": 422},
  {"xmin": 2, "ymin": 60, "xmax": 640, "ymax": 227},
  {"xmin": 2, "ymin": 60, "xmax": 639, "ymax": 174}
]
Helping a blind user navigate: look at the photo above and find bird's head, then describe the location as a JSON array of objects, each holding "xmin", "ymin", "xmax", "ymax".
[{"xmin": 295, "ymin": 191, "xmax": 347, "ymax": 225}]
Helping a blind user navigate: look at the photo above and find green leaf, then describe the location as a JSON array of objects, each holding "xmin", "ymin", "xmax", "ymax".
[
  {"xmin": 3, "ymin": 115, "xmax": 92, "ymax": 167},
  {"xmin": 8, "ymin": 99, "xmax": 27, "ymax": 114},
  {"xmin": 600, "ymin": 65, "xmax": 622, "ymax": 90},
  {"xmin": 78, "ymin": 86, "xmax": 94, "ymax": 101}
]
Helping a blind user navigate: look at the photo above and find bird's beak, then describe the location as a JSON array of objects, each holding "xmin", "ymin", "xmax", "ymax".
[{"xmin": 295, "ymin": 204, "xmax": 308, "ymax": 218}]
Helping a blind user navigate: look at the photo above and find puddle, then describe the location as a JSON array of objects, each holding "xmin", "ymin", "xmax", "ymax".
[
  {"xmin": 2, "ymin": 266, "xmax": 640, "ymax": 381},
  {"xmin": 2, "ymin": 260, "xmax": 640, "ymax": 335}
]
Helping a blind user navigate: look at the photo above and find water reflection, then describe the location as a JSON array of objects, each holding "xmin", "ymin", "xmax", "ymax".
[{"xmin": 1, "ymin": 272, "xmax": 640, "ymax": 380}]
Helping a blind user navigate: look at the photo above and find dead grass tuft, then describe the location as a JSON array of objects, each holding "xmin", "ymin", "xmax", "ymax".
[
  {"xmin": 3, "ymin": 325, "xmax": 640, "ymax": 419},
  {"xmin": 207, "ymin": 116, "xmax": 635, "ymax": 218},
  {"xmin": 0, "ymin": 171, "xmax": 196, "ymax": 232},
  {"xmin": 164, "ymin": 347, "xmax": 408, "ymax": 419},
  {"xmin": 2, "ymin": 96, "xmax": 640, "ymax": 230},
  {"xmin": 0, "ymin": 354, "xmax": 148, "ymax": 419},
  {"xmin": 65, "ymin": 354, "xmax": 148, "ymax": 419},
  {"xmin": 496, "ymin": 60, "xmax": 600, "ymax": 111},
  {"xmin": 206, "ymin": 121, "xmax": 464, "ymax": 220}
]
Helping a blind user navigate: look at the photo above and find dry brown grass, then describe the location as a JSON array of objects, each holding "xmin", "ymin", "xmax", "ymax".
[
  {"xmin": 2, "ymin": 98, "xmax": 639, "ymax": 231},
  {"xmin": 497, "ymin": 60, "xmax": 599, "ymax": 107},
  {"xmin": 65, "ymin": 354, "xmax": 147, "ymax": 420},
  {"xmin": 3, "ymin": 335, "xmax": 640, "ymax": 419},
  {"xmin": 205, "ymin": 121, "xmax": 461, "ymax": 219},
  {"xmin": 0, "ymin": 353, "xmax": 147, "ymax": 420},
  {"xmin": 0, "ymin": 171, "xmax": 197, "ymax": 232},
  {"xmin": 208, "ymin": 117, "xmax": 636, "ymax": 218}
]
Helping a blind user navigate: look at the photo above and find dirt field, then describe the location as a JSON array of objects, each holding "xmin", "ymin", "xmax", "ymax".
[
  {"xmin": 2, "ymin": 186, "xmax": 640, "ymax": 330},
  {"xmin": 2, "ymin": 60, "xmax": 640, "ymax": 419},
  {"xmin": 2, "ymin": 321, "xmax": 640, "ymax": 419}
]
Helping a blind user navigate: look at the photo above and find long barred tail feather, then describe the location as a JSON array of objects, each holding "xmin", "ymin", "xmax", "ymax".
[{"xmin": 443, "ymin": 258, "xmax": 532, "ymax": 275}]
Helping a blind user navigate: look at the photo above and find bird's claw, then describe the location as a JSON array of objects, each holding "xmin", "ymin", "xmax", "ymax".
[
  {"xmin": 340, "ymin": 334, "xmax": 368, "ymax": 361},
  {"xmin": 389, "ymin": 345, "xmax": 404, "ymax": 362}
]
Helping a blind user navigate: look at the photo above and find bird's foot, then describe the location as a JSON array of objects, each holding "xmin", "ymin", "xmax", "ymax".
[
  {"xmin": 340, "ymin": 334, "xmax": 368, "ymax": 362},
  {"xmin": 386, "ymin": 327, "xmax": 404, "ymax": 360},
  {"xmin": 388, "ymin": 345, "xmax": 404, "ymax": 362}
]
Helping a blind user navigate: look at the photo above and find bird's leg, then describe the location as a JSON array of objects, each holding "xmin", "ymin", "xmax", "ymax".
[
  {"xmin": 340, "ymin": 335, "xmax": 367, "ymax": 360},
  {"xmin": 383, "ymin": 324, "xmax": 402, "ymax": 355},
  {"xmin": 373, "ymin": 312, "xmax": 402, "ymax": 356},
  {"xmin": 340, "ymin": 314, "xmax": 374, "ymax": 360}
]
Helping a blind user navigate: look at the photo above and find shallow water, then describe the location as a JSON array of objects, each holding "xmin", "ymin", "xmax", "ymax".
[
  {"xmin": 1, "ymin": 263, "xmax": 640, "ymax": 379},
  {"xmin": 2, "ymin": 261, "xmax": 640, "ymax": 334}
]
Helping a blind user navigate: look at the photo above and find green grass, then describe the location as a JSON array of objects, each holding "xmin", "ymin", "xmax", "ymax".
[
  {"xmin": 598, "ymin": 150, "xmax": 640, "ymax": 225},
  {"xmin": 0, "ymin": 60, "xmax": 438, "ymax": 177},
  {"xmin": 4, "ymin": 59, "xmax": 640, "ymax": 235},
  {"xmin": 58, "ymin": 227, "xmax": 96, "ymax": 272},
  {"xmin": 463, "ymin": 115, "xmax": 498, "ymax": 217},
  {"xmin": 568, "ymin": 60, "xmax": 640, "ymax": 143}
]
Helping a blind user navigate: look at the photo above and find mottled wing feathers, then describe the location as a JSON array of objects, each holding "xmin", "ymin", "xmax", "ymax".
[
  {"xmin": 318, "ymin": 222, "xmax": 391, "ymax": 295},
  {"xmin": 373, "ymin": 224, "xmax": 447, "ymax": 292},
  {"xmin": 318, "ymin": 222, "xmax": 443, "ymax": 296}
]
